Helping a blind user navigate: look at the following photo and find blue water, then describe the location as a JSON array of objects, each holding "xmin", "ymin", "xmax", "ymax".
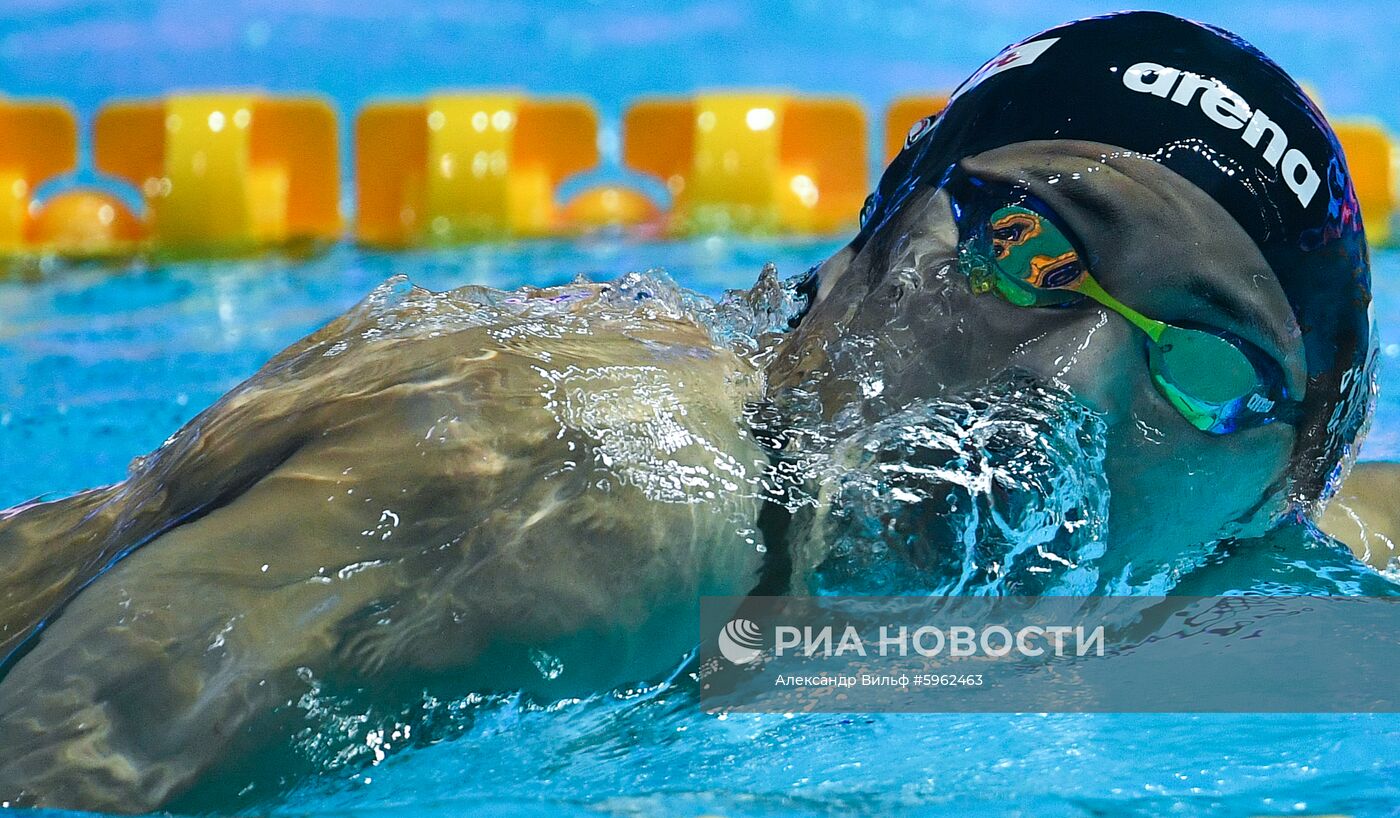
[{"xmin": 3, "ymin": 242, "xmax": 1400, "ymax": 817}]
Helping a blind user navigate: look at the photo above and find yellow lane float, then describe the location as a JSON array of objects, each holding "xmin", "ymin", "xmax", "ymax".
[
  {"xmin": 884, "ymin": 94, "xmax": 947, "ymax": 163},
  {"xmin": 623, "ymin": 92, "xmax": 867, "ymax": 235},
  {"xmin": 1334, "ymin": 119, "xmax": 1395, "ymax": 245},
  {"xmin": 356, "ymin": 94, "xmax": 598, "ymax": 245},
  {"xmin": 0, "ymin": 97, "xmax": 78, "ymax": 255},
  {"xmin": 93, "ymin": 92, "xmax": 340, "ymax": 257}
]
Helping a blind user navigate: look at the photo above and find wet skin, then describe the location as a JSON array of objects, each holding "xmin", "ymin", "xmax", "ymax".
[
  {"xmin": 1319, "ymin": 461, "xmax": 1400, "ymax": 570},
  {"xmin": 0, "ymin": 140, "xmax": 1335, "ymax": 812}
]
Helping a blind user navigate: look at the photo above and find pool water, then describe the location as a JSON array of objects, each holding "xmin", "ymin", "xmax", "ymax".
[{"xmin": 3, "ymin": 241, "xmax": 1400, "ymax": 817}]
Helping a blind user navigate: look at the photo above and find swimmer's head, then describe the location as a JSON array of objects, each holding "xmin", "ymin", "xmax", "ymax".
[{"xmin": 773, "ymin": 11, "xmax": 1376, "ymax": 554}]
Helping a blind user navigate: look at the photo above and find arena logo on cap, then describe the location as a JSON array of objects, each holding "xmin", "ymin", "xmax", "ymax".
[{"xmin": 1122, "ymin": 61, "xmax": 1321, "ymax": 207}]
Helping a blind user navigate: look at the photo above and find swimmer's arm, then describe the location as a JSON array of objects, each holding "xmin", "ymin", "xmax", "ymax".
[
  {"xmin": 0, "ymin": 473, "xmax": 393, "ymax": 813},
  {"xmin": 1316, "ymin": 461, "xmax": 1400, "ymax": 571}
]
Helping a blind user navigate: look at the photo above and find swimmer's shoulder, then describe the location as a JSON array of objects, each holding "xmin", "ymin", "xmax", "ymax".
[{"xmin": 1317, "ymin": 461, "xmax": 1400, "ymax": 570}]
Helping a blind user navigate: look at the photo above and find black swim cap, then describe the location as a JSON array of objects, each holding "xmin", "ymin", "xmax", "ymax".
[{"xmin": 860, "ymin": 10, "xmax": 1375, "ymax": 510}]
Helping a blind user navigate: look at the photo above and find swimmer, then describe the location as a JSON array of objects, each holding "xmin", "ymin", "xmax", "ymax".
[
  {"xmin": 767, "ymin": 12, "xmax": 1375, "ymax": 584},
  {"xmin": 0, "ymin": 11, "xmax": 1379, "ymax": 812}
]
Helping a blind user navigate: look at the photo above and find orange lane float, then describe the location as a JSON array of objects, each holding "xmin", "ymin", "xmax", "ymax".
[
  {"xmin": 622, "ymin": 92, "xmax": 867, "ymax": 235},
  {"xmin": 0, "ymin": 97, "xmax": 78, "ymax": 256},
  {"xmin": 25, "ymin": 191, "xmax": 145, "ymax": 260},
  {"xmin": 93, "ymin": 92, "xmax": 340, "ymax": 257},
  {"xmin": 356, "ymin": 93, "xmax": 599, "ymax": 245},
  {"xmin": 560, "ymin": 185, "xmax": 661, "ymax": 231}
]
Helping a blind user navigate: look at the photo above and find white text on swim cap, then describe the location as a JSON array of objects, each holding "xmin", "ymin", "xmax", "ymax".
[{"xmin": 1122, "ymin": 61, "xmax": 1321, "ymax": 208}]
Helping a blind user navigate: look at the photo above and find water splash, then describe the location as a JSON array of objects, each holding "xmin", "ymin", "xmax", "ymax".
[{"xmin": 808, "ymin": 376, "xmax": 1109, "ymax": 596}]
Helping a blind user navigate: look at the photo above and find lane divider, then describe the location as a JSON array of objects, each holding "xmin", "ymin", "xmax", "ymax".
[{"xmin": 0, "ymin": 91, "xmax": 1394, "ymax": 261}]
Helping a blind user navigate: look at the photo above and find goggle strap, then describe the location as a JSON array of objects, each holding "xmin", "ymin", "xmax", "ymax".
[{"xmin": 1074, "ymin": 275, "xmax": 1168, "ymax": 344}]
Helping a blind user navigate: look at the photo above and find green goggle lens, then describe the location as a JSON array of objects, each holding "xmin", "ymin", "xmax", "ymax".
[{"xmin": 963, "ymin": 203, "xmax": 1289, "ymax": 434}]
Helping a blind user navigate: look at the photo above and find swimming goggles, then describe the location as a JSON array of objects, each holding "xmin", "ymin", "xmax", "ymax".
[{"xmin": 955, "ymin": 196, "xmax": 1301, "ymax": 434}]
